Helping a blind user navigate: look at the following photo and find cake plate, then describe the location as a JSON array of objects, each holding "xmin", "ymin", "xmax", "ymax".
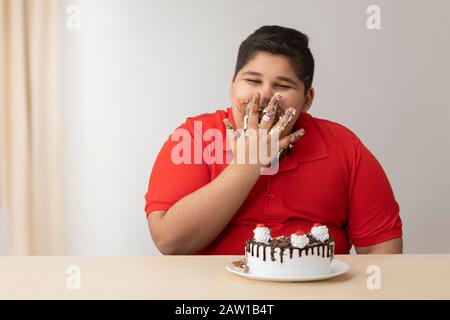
[{"xmin": 226, "ymin": 259, "xmax": 349, "ymax": 282}]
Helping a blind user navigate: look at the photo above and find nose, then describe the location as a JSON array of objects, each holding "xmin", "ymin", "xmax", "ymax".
[{"xmin": 259, "ymin": 86, "xmax": 276, "ymax": 106}]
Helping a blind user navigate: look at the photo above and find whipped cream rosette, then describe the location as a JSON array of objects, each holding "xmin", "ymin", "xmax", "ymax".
[
  {"xmin": 290, "ymin": 229, "xmax": 310, "ymax": 249},
  {"xmin": 253, "ymin": 223, "xmax": 272, "ymax": 244},
  {"xmin": 310, "ymin": 223, "xmax": 329, "ymax": 242}
]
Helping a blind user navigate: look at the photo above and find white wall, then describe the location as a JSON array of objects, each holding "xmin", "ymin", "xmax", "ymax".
[{"xmin": 62, "ymin": 0, "xmax": 450, "ymax": 255}]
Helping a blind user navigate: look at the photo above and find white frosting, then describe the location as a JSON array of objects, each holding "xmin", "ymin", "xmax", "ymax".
[
  {"xmin": 253, "ymin": 227, "xmax": 272, "ymax": 244},
  {"xmin": 290, "ymin": 233, "xmax": 310, "ymax": 249},
  {"xmin": 311, "ymin": 225, "xmax": 329, "ymax": 242},
  {"xmin": 245, "ymin": 241, "xmax": 334, "ymax": 278}
]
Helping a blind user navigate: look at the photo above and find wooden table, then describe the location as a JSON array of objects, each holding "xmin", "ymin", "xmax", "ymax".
[{"xmin": 0, "ymin": 255, "xmax": 448, "ymax": 299}]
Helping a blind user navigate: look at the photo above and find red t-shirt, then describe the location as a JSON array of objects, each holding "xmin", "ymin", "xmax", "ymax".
[{"xmin": 144, "ymin": 107, "xmax": 402, "ymax": 254}]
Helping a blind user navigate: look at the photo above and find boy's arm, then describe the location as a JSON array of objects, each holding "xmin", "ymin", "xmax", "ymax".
[
  {"xmin": 355, "ymin": 237, "xmax": 403, "ymax": 254},
  {"xmin": 147, "ymin": 164, "xmax": 261, "ymax": 255}
]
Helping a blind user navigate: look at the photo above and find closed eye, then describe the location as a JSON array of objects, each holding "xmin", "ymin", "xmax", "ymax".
[
  {"xmin": 245, "ymin": 79, "xmax": 291, "ymax": 88},
  {"xmin": 245, "ymin": 79, "xmax": 261, "ymax": 83}
]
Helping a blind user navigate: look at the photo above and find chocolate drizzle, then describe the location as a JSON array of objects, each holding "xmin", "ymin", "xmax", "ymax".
[{"xmin": 246, "ymin": 235, "xmax": 335, "ymax": 263}]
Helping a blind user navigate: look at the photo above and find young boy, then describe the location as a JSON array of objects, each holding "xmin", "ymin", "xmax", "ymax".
[{"xmin": 144, "ymin": 25, "xmax": 403, "ymax": 255}]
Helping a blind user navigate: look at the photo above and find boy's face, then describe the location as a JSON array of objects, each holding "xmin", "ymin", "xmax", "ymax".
[{"xmin": 229, "ymin": 51, "xmax": 314, "ymax": 132}]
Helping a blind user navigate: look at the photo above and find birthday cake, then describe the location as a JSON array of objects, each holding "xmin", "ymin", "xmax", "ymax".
[{"xmin": 235, "ymin": 223, "xmax": 335, "ymax": 278}]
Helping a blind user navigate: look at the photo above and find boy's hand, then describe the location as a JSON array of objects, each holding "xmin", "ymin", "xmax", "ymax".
[{"xmin": 223, "ymin": 92, "xmax": 305, "ymax": 168}]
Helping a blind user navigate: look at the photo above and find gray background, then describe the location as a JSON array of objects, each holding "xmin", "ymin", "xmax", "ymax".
[{"xmin": 55, "ymin": 0, "xmax": 450, "ymax": 255}]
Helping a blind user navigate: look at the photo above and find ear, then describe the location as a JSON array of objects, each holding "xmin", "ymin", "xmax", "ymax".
[{"xmin": 302, "ymin": 86, "xmax": 315, "ymax": 112}]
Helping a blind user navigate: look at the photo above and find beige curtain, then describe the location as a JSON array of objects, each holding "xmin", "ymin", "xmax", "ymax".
[{"xmin": 0, "ymin": 0, "xmax": 65, "ymax": 254}]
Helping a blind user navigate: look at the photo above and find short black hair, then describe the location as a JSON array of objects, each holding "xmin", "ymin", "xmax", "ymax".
[{"xmin": 233, "ymin": 25, "xmax": 315, "ymax": 93}]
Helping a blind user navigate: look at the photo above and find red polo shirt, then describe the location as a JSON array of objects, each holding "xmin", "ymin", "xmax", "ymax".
[{"xmin": 144, "ymin": 107, "xmax": 402, "ymax": 254}]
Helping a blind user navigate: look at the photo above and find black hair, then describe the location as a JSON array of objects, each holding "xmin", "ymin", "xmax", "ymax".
[{"xmin": 233, "ymin": 25, "xmax": 315, "ymax": 93}]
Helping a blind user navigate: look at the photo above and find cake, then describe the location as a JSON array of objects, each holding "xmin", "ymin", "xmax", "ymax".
[{"xmin": 242, "ymin": 223, "xmax": 335, "ymax": 278}]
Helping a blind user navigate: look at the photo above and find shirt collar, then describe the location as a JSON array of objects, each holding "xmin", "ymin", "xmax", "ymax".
[{"xmin": 291, "ymin": 111, "xmax": 328, "ymax": 163}]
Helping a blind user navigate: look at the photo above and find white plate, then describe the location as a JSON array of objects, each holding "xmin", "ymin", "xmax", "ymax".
[{"xmin": 226, "ymin": 259, "xmax": 349, "ymax": 282}]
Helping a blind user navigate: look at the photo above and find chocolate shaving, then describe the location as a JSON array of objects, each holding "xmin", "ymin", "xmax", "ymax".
[
  {"xmin": 232, "ymin": 258, "xmax": 249, "ymax": 273},
  {"xmin": 246, "ymin": 235, "xmax": 335, "ymax": 263}
]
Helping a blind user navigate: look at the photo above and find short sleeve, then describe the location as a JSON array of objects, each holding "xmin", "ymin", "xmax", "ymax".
[
  {"xmin": 347, "ymin": 138, "xmax": 403, "ymax": 247},
  {"xmin": 144, "ymin": 121, "xmax": 211, "ymax": 217}
]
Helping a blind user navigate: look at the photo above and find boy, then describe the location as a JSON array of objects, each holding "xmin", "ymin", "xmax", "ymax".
[{"xmin": 144, "ymin": 25, "xmax": 403, "ymax": 255}]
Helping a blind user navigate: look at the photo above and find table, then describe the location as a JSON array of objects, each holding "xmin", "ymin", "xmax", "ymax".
[{"xmin": 0, "ymin": 255, "xmax": 448, "ymax": 299}]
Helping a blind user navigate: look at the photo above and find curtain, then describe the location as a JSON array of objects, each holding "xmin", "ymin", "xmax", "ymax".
[{"xmin": 0, "ymin": 0, "xmax": 65, "ymax": 254}]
